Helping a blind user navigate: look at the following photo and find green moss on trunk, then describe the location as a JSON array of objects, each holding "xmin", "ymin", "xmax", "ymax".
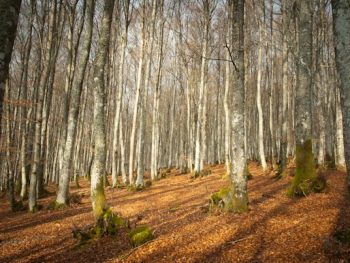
[
  {"xmin": 210, "ymin": 185, "xmax": 248, "ymax": 213},
  {"xmin": 288, "ymin": 140, "xmax": 317, "ymax": 197},
  {"xmin": 92, "ymin": 182, "xmax": 107, "ymax": 219}
]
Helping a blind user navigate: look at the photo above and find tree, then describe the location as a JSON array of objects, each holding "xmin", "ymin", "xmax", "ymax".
[
  {"xmin": 221, "ymin": 0, "xmax": 247, "ymax": 212},
  {"xmin": 90, "ymin": 0, "xmax": 115, "ymax": 220},
  {"xmin": 29, "ymin": 0, "xmax": 59, "ymax": 212},
  {"xmin": 332, "ymin": 0, "xmax": 350, "ymax": 187},
  {"xmin": 288, "ymin": 0, "xmax": 317, "ymax": 197},
  {"xmin": 0, "ymin": 0, "xmax": 22, "ymax": 120},
  {"xmin": 56, "ymin": 0, "xmax": 95, "ymax": 206},
  {"xmin": 193, "ymin": 0, "xmax": 210, "ymax": 177},
  {"xmin": 111, "ymin": 0, "xmax": 131, "ymax": 187},
  {"xmin": 256, "ymin": 0, "xmax": 267, "ymax": 172}
]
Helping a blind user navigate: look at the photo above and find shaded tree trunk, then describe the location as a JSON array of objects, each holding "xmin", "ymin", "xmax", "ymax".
[{"xmin": 332, "ymin": 0, "xmax": 350, "ymax": 187}]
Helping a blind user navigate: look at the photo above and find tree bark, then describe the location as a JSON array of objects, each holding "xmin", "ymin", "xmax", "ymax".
[
  {"xmin": 56, "ymin": 0, "xmax": 95, "ymax": 205},
  {"xmin": 332, "ymin": 0, "xmax": 350, "ymax": 187},
  {"xmin": 90, "ymin": 0, "xmax": 114, "ymax": 219}
]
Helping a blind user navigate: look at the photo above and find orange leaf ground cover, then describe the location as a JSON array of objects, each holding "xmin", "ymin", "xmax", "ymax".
[{"xmin": 1, "ymin": 163, "xmax": 349, "ymax": 262}]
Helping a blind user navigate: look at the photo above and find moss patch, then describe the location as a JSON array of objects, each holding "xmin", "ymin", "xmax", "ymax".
[
  {"xmin": 129, "ymin": 225, "xmax": 153, "ymax": 247},
  {"xmin": 210, "ymin": 184, "xmax": 248, "ymax": 213},
  {"xmin": 73, "ymin": 208, "xmax": 127, "ymax": 246},
  {"xmin": 210, "ymin": 187, "xmax": 231, "ymax": 207},
  {"xmin": 287, "ymin": 140, "xmax": 318, "ymax": 197}
]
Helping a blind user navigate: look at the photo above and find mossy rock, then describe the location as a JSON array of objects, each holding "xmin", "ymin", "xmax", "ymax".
[{"xmin": 129, "ymin": 225, "xmax": 153, "ymax": 247}]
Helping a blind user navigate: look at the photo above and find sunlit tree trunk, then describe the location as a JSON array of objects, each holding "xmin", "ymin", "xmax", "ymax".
[
  {"xmin": 151, "ymin": 7, "xmax": 165, "ymax": 180},
  {"xmin": 136, "ymin": 0, "xmax": 157, "ymax": 187},
  {"xmin": 90, "ymin": 0, "xmax": 114, "ymax": 219},
  {"xmin": 56, "ymin": 0, "xmax": 95, "ymax": 205},
  {"xmin": 194, "ymin": 0, "xmax": 209, "ymax": 176},
  {"xmin": 224, "ymin": 43, "xmax": 231, "ymax": 177},
  {"xmin": 335, "ymin": 87, "xmax": 346, "ymax": 169},
  {"xmin": 225, "ymin": 0, "xmax": 247, "ymax": 212},
  {"xmin": 111, "ymin": 0, "xmax": 130, "ymax": 187},
  {"xmin": 29, "ymin": 1, "xmax": 57, "ymax": 211},
  {"xmin": 256, "ymin": 1, "xmax": 267, "ymax": 171},
  {"xmin": 128, "ymin": 2, "xmax": 146, "ymax": 184}
]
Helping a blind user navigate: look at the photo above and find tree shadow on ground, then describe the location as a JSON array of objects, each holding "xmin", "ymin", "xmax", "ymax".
[{"xmin": 324, "ymin": 171, "xmax": 350, "ymax": 261}]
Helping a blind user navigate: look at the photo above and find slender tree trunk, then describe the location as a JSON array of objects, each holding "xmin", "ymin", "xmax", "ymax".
[
  {"xmin": 332, "ymin": 0, "xmax": 350, "ymax": 187},
  {"xmin": 136, "ymin": 0, "xmax": 157, "ymax": 187},
  {"xmin": 112, "ymin": 0, "xmax": 130, "ymax": 186},
  {"xmin": 194, "ymin": 0, "xmax": 209, "ymax": 176},
  {"xmin": 224, "ymin": 45, "xmax": 231, "ymax": 177},
  {"xmin": 256, "ymin": 4, "xmax": 267, "ymax": 171},
  {"xmin": 128, "ymin": 3, "xmax": 145, "ymax": 184},
  {"xmin": 151, "ymin": 9, "xmax": 165, "ymax": 180},
  {"xmin": 90, "ymin": 0, "xmax": 114, "ymax": 219},
  {"xmin": 279, "ymin": 0, "xmax": 289, "ymax": 176},
  {"xmin": 56, "ymin": 0, "xmax": 95, "ymax": 205},
  {"xmin": 29, "ymin": 1, "xmax": 57, "ymax": 211},
  {"xmin": 335, "ymin": 87, "xmax": 346, "ymax": 169}
]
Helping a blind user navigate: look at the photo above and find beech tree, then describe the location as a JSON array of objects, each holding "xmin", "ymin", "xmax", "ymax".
[
  {"xmin": 1, "ymin": 0, "xmax": 349, "ymax": 218},
  {"xmin": 56, "ymin": 0, "xmax": 95, "ymax": 206},
  {"xmin": 90, "ymin": 0, "xmax": 115, "ymax": 219},
  {"xmin": 332, "ymin": 0, "xmax": 350, "ymax": 187}
]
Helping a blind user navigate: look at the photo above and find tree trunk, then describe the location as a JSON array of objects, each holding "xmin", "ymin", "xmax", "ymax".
[
  {"xmin": 90, "ymin": 0, "xmax": 114, "ymax": 219},
  {"xmin": 278, "ymin": 0, "xmax": 289, "ymax": 177},
  {"xmin": 56, "ymin": 0, "xmax": 95, "ymax": 205},
  {"xmin": 224, "ymin": 0, "xmax": 248, "ymax": 212},
  {"xmin": 289, "ymin": 0, "xmax": 316, "ymax": 197},
  {"xmin": 29, "ymin": 1, "xmax": 57, "ymax": 212},
  {"xmin": 112, "ymin": 0, "xmax": 130, "ymax": 187},
  {"xmin": 194, "ymin": 0, "xmax": 209, "ymax": 176},
  {"xmin": 0, "ymin": 0, "xmax": 21, "ymax": 121},
  {"xmin": 256, "ymin": 3, "xmax": 267, "ymax": 171},
  {"xmin": 332, "ymin": 0, "xmax": 350, "ymax": 187}
]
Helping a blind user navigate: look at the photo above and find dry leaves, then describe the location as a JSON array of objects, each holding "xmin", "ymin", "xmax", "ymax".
[{"xmin": 0, "ymin": 163, "xmax": 349, "ymax": 262}]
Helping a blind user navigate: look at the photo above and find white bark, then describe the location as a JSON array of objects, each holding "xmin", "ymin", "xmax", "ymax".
[{"xmin": 256, "ymin": 6, "xmax": 267, "ymax": 171}]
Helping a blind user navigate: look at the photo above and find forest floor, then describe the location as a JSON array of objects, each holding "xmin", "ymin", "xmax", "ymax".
[{"xmin": 1, "ymin": 163, "xmax": 350, "ymax": 262}]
